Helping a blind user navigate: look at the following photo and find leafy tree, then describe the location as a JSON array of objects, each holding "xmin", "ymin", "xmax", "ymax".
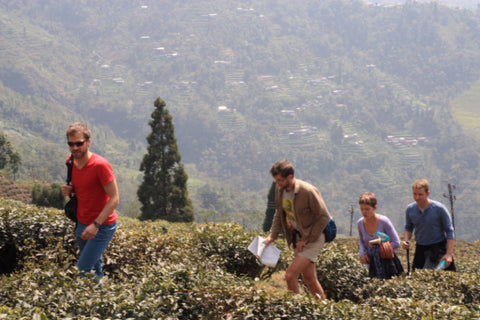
[
  {"xmin": 262, "ymin": 182, "xmax": 276, "ymax": 232},
  {"xmin": 0, "ymin": 133, "xmax": 21, "ymax": 178},
  {"xmin": 198, "ymin": 183, "xmax": 220, "ymax": 209},
  {"xmin": 31, "ymin": 183, "xmax": 65, "ymax": 209},
  {"xmin": 137, "ymin": 97, "xmax": 193, "ymax": 222},
  {"xmin": 330, "ymin": 123, "xmax": 344, "ymax": 145}
]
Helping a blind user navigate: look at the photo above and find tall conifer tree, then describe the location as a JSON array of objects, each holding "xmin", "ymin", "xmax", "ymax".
[
  {"xmin": 262, "ymin": 182, "xmax": 276, "ymax": 232},
  {"xmin": 138, "ymin": 97, "xmax": 194, "ymax": 222}
]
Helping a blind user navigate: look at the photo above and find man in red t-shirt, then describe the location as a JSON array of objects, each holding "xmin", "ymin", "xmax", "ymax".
[{"xmin": 62, "ymin": 122, "xmax": 119, "ymax": 280}]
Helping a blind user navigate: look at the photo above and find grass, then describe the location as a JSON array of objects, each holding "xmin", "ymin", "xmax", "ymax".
[
  {"xmin": 451, "ymin": 78, "xmax": 480, "ymax": 138},
  {"xmin": 254, "ymin": 270, "xmax": 291, "ymax": 295}
]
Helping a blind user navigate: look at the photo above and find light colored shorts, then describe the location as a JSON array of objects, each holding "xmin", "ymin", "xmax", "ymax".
[{"xmin": 296, "ymin": 232, "xmax": 326, "ymax": 262}]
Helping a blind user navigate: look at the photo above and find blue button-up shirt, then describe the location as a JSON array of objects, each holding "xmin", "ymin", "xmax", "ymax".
[{"xmin": 404, "ymin": 200, "xmax": 455, "ymax": 245}]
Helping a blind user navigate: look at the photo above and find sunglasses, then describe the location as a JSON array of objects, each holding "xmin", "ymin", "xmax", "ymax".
[{"xmin": 67, "ymin": 140, "xmax": 86, "ymax": 147}]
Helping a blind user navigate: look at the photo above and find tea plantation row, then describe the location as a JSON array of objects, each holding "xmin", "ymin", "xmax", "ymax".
[{"xmin": 1, "ymin": 198, "xmax": 479, "ymax": 319}]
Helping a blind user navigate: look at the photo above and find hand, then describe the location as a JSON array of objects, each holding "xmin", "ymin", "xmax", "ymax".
[
  {"xmin": 62, "ymin": 184, "xmax": 73, "ymax": 196},
  {"xmin": 81, "ymin": 224, "xmax": 99, "ymax": 240},
  {"xmin": 440, "ymin": 253, "xmax": 453, "ymax": 267},
  {"xmin": 264, "ymin": 235, "xmax": 274, "ymax": 246},
  {"xmin": 360, "ymin": 254, "xmax": 369, "ymax": 265},
  {"xmin": 265, "ymin": 235, "xmax": 273, "ymax": 247},
  {"xmin": 402, "ymin": 241, "xmax": 411, "ymax": 250},
  {"xmin": 296, "ymin": 240, "xmax": 308, "ymax": 252}
]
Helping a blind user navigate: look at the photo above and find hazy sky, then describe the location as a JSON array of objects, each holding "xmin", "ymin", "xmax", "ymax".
[{"xmin": 364, "ymin": 0, "xmax": 478, "ymax": 10}]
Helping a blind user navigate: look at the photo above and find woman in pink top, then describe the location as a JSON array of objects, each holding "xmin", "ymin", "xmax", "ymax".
[{"xmin": 357, "ymin": 192, "xmax": 403, "ymax": 279}]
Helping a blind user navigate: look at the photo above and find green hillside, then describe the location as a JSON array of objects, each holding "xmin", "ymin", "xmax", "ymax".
[
  {"xmin": 451, "ymin": 78, "xmax": 480, "ymax": 138},
  {"xmin": 1, "ymin": 0, "xmax": 480, "ymax": 240}
]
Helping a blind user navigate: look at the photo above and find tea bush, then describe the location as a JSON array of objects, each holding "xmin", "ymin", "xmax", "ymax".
[
  {"xmin": 317, "ymin": 241, "xmax": 369, "ymax": 301},
  {"xmin": 1, "ymin": 198, "xmax": 480, "ymax": 319},
  {"xmin": 190, "ymin": 222, "xmax": 289, "ymax": 277},
  {"xmin": 349, "ymin": 268, "xmax": 480, "ymax": 312},
  {"xmin": 0, "ymin": 200, "xmax": 76, "ymax": 271}
]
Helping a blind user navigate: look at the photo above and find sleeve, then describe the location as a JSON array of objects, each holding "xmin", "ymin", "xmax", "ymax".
[
  {"xmin": 381, "ymin": 216, "xmax": 401, "ymax": 250},
  {"xmin": 357, "ymin": 218, "xmax": 368, "ymax": 258},
  {"xmin": 98, "ymin": 159, "xmax": 115, "ymax": 186},
  {"xmin": 404, "ymin": 206, "xmax": 414, "ymax": 233},
  {"xmin": 440, "ymin": 205, "xmax": 455, "ymax": 240},
  {"xmin": 269, "ymin": 187, "xmax": 283, "ymax": 240},
  {"xmin": 306, "ymin": 187, "xmax": 331, "ymax": 243}
]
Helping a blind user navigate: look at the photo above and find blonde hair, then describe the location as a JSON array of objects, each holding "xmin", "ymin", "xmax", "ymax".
[{"xmin": 412, "ymin": 179, "xmax": 429, "ymax": 193}]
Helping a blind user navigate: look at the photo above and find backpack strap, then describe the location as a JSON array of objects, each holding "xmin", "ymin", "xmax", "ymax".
[{"xmin": 66, "ymin": 154, "xmax": 74, "ymax": 184}]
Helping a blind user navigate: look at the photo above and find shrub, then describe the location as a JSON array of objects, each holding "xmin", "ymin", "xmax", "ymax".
[
  {"xmin": 0, "ymin": 200, "xmax": 75, "ymax": 272},
  {"xmin": 31, "ymin": 183, "xmax": 65, "ymax": 209},
  {"xmin": 317, "ymin": 241, "xmax": 369, "ymax": 301},
  {"xmin": 1, "ymin": 199, "xmax": 480, "ymax": 319},
  {"xmin": 190, "ymin": 222, "xmax": 288, "ymax": 277}
]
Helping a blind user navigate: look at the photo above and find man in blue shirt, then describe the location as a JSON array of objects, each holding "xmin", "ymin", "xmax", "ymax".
[{"xmin": 401, "ymin": 179, "xmax": 455, "ymax": 271}]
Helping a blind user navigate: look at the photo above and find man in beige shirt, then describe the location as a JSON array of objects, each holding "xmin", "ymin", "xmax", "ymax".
[{"xmin": 265, "ymin": 159, "xmax": 332, "ymax": 300}]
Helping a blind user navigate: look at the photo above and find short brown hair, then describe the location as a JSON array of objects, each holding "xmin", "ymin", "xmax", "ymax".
[
  {"xmin": 66, "ymin": 122, "xmax": 91, "ymax": 140},
  {"xmin": 270, "ymin": 159, "xmax": 294, "ymax": 178},
  {"xmin": 359, "ymin": 192, "xmax": 377, "ymax": 208},
  {"xmin": 412, "ymin": 179, "xmax": 429, "ymax": 193}
]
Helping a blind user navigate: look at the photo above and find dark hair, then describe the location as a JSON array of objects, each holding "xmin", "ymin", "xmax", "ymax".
[
  {"xmin": 270, "ymin": 159, "xmax": 295, "ymax": 178},
  {"xmin": 66, "ymin": 122, "xmax": 91, "ymax": 140},
  {"xmin": 359, "ymin": 192, "xmax": 377, "ymax": 208}
]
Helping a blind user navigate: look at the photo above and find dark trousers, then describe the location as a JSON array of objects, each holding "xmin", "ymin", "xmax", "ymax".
[{"xmin": 413, "ymin": 240, "xmax": 456, "ymax": 271}]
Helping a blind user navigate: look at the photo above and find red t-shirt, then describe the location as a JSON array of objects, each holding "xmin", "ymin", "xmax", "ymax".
[{"xmin": 69, "ymin": 153, "xmax": 117, "ymax": 225}]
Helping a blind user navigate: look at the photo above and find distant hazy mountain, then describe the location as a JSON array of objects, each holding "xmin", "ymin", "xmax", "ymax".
[{"xmin": 365, "ymin": 0, "xmax": 478, "ymax": 10}]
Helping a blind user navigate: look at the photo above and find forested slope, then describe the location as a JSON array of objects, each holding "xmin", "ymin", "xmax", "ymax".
[{"xmin": 1, "ymin": 1, "xmax": 480, "ymax": 239}]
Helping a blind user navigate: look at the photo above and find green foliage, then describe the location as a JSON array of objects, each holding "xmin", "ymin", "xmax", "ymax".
[
  {"xmin": 192, "ymin": 180, "xmax": 265, "ymax": 230},
  {"xmin": 31, "ymin": 183, "xmax": 65, "ymax": 209},
  {"xmin": 0, "ymin": 202, "xmax": 76, "ymax": 287},
  {"xmin": 190, "ymin": 222, "xmax": 288, "ymax": 278},
  {"xmin": 0, "ymin": 132, "xmax": 21, "ymax": 177},
  {"xmin": 262, "ymin": 181, "xmax": 276, "ymax": 232},
  {"xmin": 317, "ymin": 241, "xmax": 370, "ymax": 302},
  {"xmin": 138, "ymin": 97, "xmax": 194, "ymax": 222},
  {"xmin": 2, "ymin": 0, "xmax": 480, "ymax": 241},
  {"xmin": 2, "ymin": 199, "xmax": 480, "ymax": 319}
]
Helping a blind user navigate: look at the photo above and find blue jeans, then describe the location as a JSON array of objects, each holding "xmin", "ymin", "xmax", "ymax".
[{"xmin": 75, "ymin": 221, "xmax": 117, "ymax": 278}]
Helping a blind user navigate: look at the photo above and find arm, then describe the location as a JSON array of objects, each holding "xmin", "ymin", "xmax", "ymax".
[
  {"xmin": 440, "ymin": 238, "xmax": 454, "ymax": 267},
  {"xmin": 438, "ymin": 205, "xmax": 454, "ymax": 266},
  {"xmin": 382, "ymin": 216, "xmax": 401, "ymax": 250},
  {"xmin": 81, "ymin": 179, "xmax": 119, "ymax": 240},
  {"xmin": 61, "ymin": 184, "xmax": 73, "ymax": 197},
  {"xmin": 95, "ymin": 179, "xmax": 119, "ymax": 224},
  {"xmin": 402, "ymin": 231, "xmax": 412, "ymax": 250},
  {"xmin": 357, "ymin": 219, "xmax": 369, "ymax": 264},
  {"xmin": 266, "ymin": 207, "xmax": 283, "ymax": 246},
  {"xmin": 402, "ymin": 208, "xmax": 413, "ymax": 250},
  {"xmin": 266, "ymin": 186, "xmax": 286, "ymax": 246},
  {"xmin": 441, "ymin": 205, "xmax": 455, "ymax": 241},
  {"xmin": 306, "ymin": 188, "xmax": 331, "ymax": 243}
]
